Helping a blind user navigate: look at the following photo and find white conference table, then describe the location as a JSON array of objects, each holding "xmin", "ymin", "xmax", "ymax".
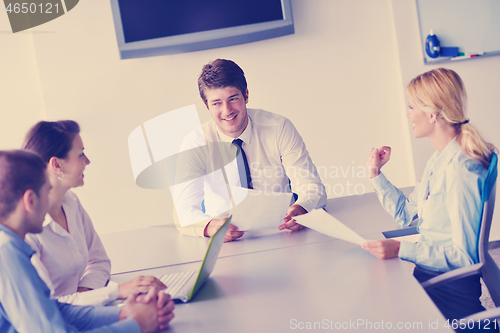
[
  {"xmin": 101, "ymin": 188, "xmax": 415, "ymax": 275},
  {"xmin": 102, "ymin": 189, "xmax": 451, "ymax": 332}
]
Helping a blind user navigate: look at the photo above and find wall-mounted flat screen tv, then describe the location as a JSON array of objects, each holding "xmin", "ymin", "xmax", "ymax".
[{"xmin": 110, "ymin": 0, "xmax": 294, "ymax": 59}]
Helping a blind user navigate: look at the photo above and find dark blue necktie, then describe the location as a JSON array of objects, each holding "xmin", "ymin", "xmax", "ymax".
[{"xmin": 232, "ymin": 139, "xmax": 253, "ymax": 189}]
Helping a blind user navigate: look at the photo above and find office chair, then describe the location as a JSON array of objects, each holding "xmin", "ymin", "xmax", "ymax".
[{"xmin": 420, "ymin": 153, "xmax": 499, "ymax": 321}]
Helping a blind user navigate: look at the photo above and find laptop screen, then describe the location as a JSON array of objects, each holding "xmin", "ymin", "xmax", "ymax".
[{"xmin": 188, "ymin": 216, "xmax": 232, "ymax": 299}]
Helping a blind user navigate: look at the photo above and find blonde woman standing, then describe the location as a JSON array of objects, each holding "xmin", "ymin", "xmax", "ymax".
[{"xmin": 363, "ymin": 68, "xmax": 496, "ymax": 323}]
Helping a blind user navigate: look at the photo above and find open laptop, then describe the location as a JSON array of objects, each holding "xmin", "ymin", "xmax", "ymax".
[{"xmin": 159, "ymin": 216, "xmax": 231, "ymax": 303}]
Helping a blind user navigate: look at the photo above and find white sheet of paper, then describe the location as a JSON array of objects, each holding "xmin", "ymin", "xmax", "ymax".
[
  {"xmin": 229, "ymin": 187, "xmax": 293, "ymax": 231},
  {"xmin": 294, "ymin": 209, "xmax": 367, "ymax": 245}
]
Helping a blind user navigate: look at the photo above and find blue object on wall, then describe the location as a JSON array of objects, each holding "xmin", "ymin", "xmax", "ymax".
[
  {"xmin": 440, "ymin": 47, "xmax": 459, "ymax": 57},
  {"xmin": 425, "ymin": 30, "xmax": 459, "ymax": 59},
  {"xmin": 425, "ymin": 31, "xmax": 440, "ymax": 58}
]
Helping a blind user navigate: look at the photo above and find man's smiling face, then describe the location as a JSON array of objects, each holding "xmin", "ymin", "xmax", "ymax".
[{"xmin": 205, "ymin": 86, "xmax": 249, "ymax": 138}]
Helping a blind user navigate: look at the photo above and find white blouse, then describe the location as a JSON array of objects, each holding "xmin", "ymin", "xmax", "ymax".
[{"xmin": 25, "ymin": 191, "xmax": 118, "ymax": 305}]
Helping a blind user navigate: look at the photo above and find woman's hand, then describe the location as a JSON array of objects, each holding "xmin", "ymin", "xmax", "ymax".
[
  {"xmin": 361, "ymin": 239, "xmax": 400, "ymax": 259},
  {"xmin": 118, "ymin": 276, "xmax": 166, "ymax": 299},
  {"xmin": 366, "ymin": 146, "xmax": 392, "ymax": 178}
]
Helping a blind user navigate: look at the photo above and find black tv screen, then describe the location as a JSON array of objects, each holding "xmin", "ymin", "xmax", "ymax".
[{"xmin": 110, "ymin": 0, "xmax": 294, "ymax": 59}]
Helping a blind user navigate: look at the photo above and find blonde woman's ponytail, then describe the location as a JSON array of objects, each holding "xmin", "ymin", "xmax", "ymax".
[{"xmin": 457, "ymin": 122, "xmax": 496, "ymax": 168}]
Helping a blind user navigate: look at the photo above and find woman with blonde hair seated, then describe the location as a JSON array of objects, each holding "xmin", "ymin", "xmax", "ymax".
[
  {"xmin": 23, "ymin": 120, "xmax": 166, "ymax": 306},
  {"xmin": 363, "ymin": 68, "xmax": 496, "ymax": 323}
]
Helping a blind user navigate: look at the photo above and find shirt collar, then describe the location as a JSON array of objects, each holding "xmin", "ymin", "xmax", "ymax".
[
  {"xmin": 42, "ymin": 193, "xmax": 74, "ymax": 235},
  {"xmin": 428, "ymin": 136, "xmax": 461, "ymax": 174},
  {"xmin": 42, "ymin": 213, "xmax": 53, "ymax": 228},
  {"xmin": 216, "ymin": 114, "xmax": 253, "ymax": 145},
  {"xmin": 43, "ymin": 213, "xmax": 70, "ymax": 236},
  {"xmin": 0, "ymin": 223, "xmax": 35, "ymax": 258}
]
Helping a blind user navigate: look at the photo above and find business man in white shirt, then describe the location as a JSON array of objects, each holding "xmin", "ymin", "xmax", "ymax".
[{"xmin": 173, "ymin": 59, "xmax": 326, "ymax": 242}]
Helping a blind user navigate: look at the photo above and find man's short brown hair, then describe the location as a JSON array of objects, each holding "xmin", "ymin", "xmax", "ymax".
[
  {"xmin": 198, "ymin": 59, "xmax": 247, "ymax": 106},
  {"xmin": 0, "ymin": 150, "xmax": 46, "ymax": 222}
]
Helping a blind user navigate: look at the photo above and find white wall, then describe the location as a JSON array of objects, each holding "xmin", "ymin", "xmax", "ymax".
[
  {"xmin": 0, "ymin": 17, "xmax": 45, "ymax": 150},
  {"xmin": 1, "ymin": 0, "xmax": 415, "ymax": 235},
  {"xmin": 392, "ymin": 0, "xmax": 500, "ymax": 240}
]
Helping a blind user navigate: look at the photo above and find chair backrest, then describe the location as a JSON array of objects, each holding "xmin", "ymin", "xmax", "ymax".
[{"xmin": 477, "ymin": 153, "xmax": 498, "ymax": 265}]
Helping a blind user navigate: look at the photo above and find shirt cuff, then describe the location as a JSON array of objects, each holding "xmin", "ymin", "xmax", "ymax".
[
  {"xmin": 88, "ymin": 306, "xmax": 122, "ymax": 327},
  {"xmin": 398, "ymin": 240, "xmax": 417, "ymax": 263},
  {"xmin": 80, "ymin": 273, "xmax": 110, "ymax": 290},
  {"xmin": 106, "ymin": 281, "xmax": 120, "ymax": 302},
  {"xmin": 112, "ymin": 318, "xmax": 142, "ymax": 333},
  {"xmin": 295, "ymin": 200, "xmax": 313, "ymax": 214},
  {"xmin": 295, "ymin": 193, "xmax": 327, "ymax": 213},
  {"xmin": 195, "ymin": 223, "xmax": 206, "ymax": 237},
  {"xmin": 92, "ymin": 307, "xmax": 141, "ymax": 332},
  {"xmin": 177, "ymin": 219, "xmax": 209, "ymax": 237},
  {"xmin": 370, "ymin": 172, "xmax": 390, "ymax": 193}
]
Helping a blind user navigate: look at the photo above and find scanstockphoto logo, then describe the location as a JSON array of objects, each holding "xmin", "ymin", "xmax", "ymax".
[{"xmin": 4, "ymin": 0, "xmax": 79, "ymax": 33}]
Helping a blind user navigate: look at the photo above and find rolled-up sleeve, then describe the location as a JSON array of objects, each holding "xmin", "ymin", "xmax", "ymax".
[{"xmin": 370, "ymin": 172, "xmax": 418, "ymax": 227}]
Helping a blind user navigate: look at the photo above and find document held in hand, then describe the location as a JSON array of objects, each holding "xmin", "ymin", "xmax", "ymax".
[
  {"xmin": 294, "ymin": 209, "xmax": 367, "ymax": 245},
  {"xmin": 229, "ymin": 186, "xmax": 293, "ymax": 231}
]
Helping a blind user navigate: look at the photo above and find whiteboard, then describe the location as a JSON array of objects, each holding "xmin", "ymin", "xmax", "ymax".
[{"xmin": 416, "ymin": 0, "xmax": 500, "ymax": 64}]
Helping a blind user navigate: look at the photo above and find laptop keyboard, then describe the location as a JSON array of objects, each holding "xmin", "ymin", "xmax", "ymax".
[{"xmin": 160, "ymin": 270, "xmax": 197, "ymax": 298}]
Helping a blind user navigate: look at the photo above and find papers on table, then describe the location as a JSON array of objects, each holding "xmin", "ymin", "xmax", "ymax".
[
  {"xmin": 294, "ymin": 209, "xmax": 367, "ymax": 245},
  {"xmin": 229, "ymin": 187, "xmax": 293, "ymax": 231}
]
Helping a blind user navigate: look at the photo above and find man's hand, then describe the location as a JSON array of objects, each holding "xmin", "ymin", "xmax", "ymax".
[
  {"xmin": 279, "ymin": 204, "xmax": 307, "ymax": 231},
  {"xmin": 361, "ymin": 239, "xmax": 400, "ymax": 259},
  {"xmin": 366, "ymin": 146, "xmax": 391, "ymax": 178},
  {"xmin": 136, "ymin": 291, "xmax": 175, "ymax": 331},
  {"xmin": 204, "ymin": 218, "xmax": 244, "ymax": 242},
  {"xmin": 119, "ymin": 288, "xmax": 159, "ymax": 333},
  {"xmin": 118, "ymin": 276, "xmax": 166, "ymax": 299}
]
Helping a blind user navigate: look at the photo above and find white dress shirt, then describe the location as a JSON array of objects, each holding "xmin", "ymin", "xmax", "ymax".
[
  {"xmin": 25, "ymin": 191, "xmax": 118, "ymax": 306},
  {"xmin": 370, "ymin": 138, "xmax": 487, "ymax": 272},
  {"xmin": 171, "ymin": 108, "xmax": 327, "ymax": 236}
]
